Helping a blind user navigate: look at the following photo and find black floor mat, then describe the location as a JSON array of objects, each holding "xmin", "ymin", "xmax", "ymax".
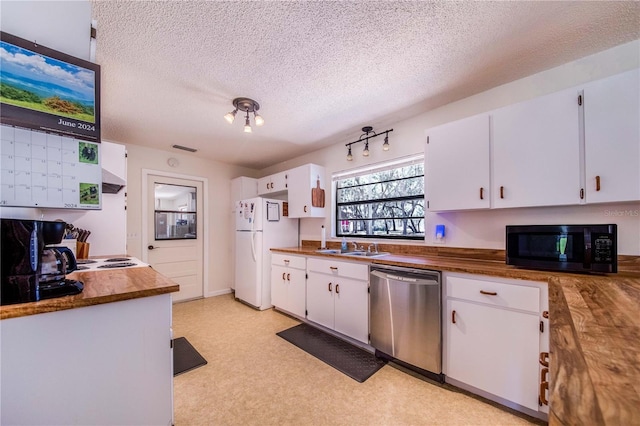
[
  {"xmin": 173, "ymin": 337, "xmax": 207, "ymax": 376},
  {"xmin": 276, "ymin": 323, "xmax": 386, "ymax": 383}
]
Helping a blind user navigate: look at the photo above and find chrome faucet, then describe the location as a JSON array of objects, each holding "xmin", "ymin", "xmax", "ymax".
[
  {"xmin": 368, "ymin": 243, "xmax": 379, "ymax": 253},
  {"xmin": 350, "ymin": 241, "xmax": 359, "ymax": 251}
]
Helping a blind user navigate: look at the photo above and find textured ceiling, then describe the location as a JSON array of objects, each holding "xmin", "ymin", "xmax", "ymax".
[{"xmin": 91, "ymin": 1, "xmax": 640, "ymax": 169}]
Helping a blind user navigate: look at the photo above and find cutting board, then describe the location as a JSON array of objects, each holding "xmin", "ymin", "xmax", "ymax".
[{"xmin": 311, "ymin": 178, "xmax": 325, "ymax": 208}]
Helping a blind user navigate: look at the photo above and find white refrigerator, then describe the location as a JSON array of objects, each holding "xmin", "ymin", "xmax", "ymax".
[{"xmin": 235, "ymin": 197, "xmax": 298, "ymax": 310}]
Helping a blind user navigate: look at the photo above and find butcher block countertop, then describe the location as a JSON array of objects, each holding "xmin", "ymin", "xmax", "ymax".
[
  {"xmin": 273, "ymin": 243, "xmax": 640, "ymax": 425},
  {"xmin": 0, "ymin": 266, "xmax": 179, "ymax": 320}
]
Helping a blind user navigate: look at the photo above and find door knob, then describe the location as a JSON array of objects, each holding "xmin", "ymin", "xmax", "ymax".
[{"xmin": 148, "ymin": 245, "xmax": 155, "ymax": 250}]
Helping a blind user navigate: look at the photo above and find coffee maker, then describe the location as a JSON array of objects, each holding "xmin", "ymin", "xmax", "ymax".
[{"xmin": 1, "ymin": 219, "xmax": 84, "ymax": 306}]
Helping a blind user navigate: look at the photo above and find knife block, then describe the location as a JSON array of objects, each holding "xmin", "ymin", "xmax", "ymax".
[{"xmin": 77, "ymin": 242, "xmax": 90, "ymax": 259}]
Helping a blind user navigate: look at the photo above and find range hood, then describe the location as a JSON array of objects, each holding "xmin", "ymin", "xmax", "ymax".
[{"xmin": 102, "ymin": 168, "xmax": 126, "ymax": 194}]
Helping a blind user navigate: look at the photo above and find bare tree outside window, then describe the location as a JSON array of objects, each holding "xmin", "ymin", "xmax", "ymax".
[{"xmin": 335, "ymin": 157, "xmax": 424, "ymax": 240}]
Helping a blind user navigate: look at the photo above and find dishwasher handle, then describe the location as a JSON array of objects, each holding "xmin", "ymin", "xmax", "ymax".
[{"xmin": 370, "ymin": 270, "xmax": 440, "ymax": 286}]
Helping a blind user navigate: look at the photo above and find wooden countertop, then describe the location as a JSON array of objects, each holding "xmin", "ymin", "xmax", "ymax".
[
  {"xmin": 548, "ymin": 274, "xmax": 640, "ymax": 425},
  {"xmin": 273, "ymin": 246, "xmax": 640, "ymax": 425},
  {"xmin": 0, "ymin": 266, "xmax": 180, "ymax": 320}
]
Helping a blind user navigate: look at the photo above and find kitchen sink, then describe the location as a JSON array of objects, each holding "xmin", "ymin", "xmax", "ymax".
[
  {"xmin": 314, "ymin": 249, "xmax": 390, "ymax": 258},
  {"xmin": 341, "ymin": 251, "xmax": 391, "ymax": 258},
  {"xmin": 315, "ymin": 249, "xmax": 341, "ymax": 254}
]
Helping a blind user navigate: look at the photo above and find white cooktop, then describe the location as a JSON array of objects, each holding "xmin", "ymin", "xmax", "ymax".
[{"xmin": 75, "ymin": 257, "xmax": 148, "ymax": 271}]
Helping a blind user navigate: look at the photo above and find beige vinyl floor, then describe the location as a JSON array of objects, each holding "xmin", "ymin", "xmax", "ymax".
[{"xmin": 172, "ymin": 294, "xmax": 543, "ymax": 425}]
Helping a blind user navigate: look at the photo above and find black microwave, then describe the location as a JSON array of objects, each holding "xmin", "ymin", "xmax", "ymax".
[{"xmin": 506, "ymin": 224, "xmax": 617, "ymax": 273}]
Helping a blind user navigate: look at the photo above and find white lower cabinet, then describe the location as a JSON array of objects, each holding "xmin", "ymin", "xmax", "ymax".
[
  {"xmin": 306, "ymin": 257, "xmax": 368, "ymax": 343},
  {"xmin": 271, "ymin": 254, "xmax": 306, "ymax": 318},
  {"xmin": 444, "ymin": 273, "xmax": 549, "ymax": 417}
]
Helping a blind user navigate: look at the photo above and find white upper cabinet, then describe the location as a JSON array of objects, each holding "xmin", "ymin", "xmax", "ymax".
[
  {"xmin": 426, "ymin": 113, "xmax": 491, "ymax": 211},
  {"xmin": 583, "ymin": 68, "xmax": 640, "ymax": 204},
  {"xmin": 258, "ymin": 171, "xmax": 288, "ymax": 195},
  {"xmin": 287, "ymin": 164, "xmax": 326, "ymax": 218},
  {"xmin": 492, "ymin": 87, "xmax": 582, "ymax": 208},
  {"xmin": 231, "ymin": 176, "xmax": 258, "ymax": 202}
]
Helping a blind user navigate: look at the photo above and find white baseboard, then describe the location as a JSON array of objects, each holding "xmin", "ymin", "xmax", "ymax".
[{"xmin": 205, "ymin": 288, "xmax": 232, "ymax": 298}]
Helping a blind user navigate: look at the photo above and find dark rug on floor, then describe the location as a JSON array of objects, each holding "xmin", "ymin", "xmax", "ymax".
[
  {"xmin": 173, "ymin": 337, "xmax": 207, "ymax": 376},
  {"xmin": 276, "ymin": 323, "xmax": 386, "ymax": 383}
]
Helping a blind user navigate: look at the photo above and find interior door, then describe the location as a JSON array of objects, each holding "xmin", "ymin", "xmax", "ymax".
[{"xmin": 146, "ymin": 174, "xmax": 204, "ymax": 302}]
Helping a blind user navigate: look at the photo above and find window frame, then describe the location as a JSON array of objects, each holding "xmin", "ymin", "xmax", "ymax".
[
  {"xmin": 153, "ymin": 183, "xmax": 197, "ymax": 240},
  {"xmin": 333, "ymin": 154, "xmax": 425, "ymax": 241}
]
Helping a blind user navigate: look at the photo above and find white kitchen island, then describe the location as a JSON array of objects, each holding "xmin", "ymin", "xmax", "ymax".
[{"xmin": 0, "ymin": 266, "xmax": 179, "ymax": 425}]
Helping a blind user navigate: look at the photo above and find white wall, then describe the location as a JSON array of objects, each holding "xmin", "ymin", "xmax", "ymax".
[
  {"xmin": 261, "ymin": 40, "xmax": 640, "ymax": 255},
  {"xmin": 125, "ymin": 144, "xmax": 256, "ymax": 295},
  {"xmin": 0, "ymin": 1, "xmax": 92, "ymax": 61}
]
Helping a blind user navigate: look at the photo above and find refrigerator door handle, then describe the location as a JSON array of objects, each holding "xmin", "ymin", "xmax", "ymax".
[{"xmin": 250, "ymin": 231, "xmax": 256, "ymax": 262}]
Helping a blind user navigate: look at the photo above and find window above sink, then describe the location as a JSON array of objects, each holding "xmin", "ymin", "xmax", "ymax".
[{"xmin": 333, "ymin": 154, "xmax": 425, "ymax": 241}]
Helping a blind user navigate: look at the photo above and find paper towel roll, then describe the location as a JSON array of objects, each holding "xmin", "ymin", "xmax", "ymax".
[{"xmin": 321, "ymin": 225, "xmax": 326, "ymax": 249}]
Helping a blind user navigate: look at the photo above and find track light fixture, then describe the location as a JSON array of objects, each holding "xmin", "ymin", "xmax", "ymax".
[
  {"xmin": 345, "ymin": 126, "xmax": 393, "ymax": 161},
  {"xmin": 224, "ymin": 97, "xmax": 264, "ymax": 132},
  {"xmin": 383, "ymin": 134, "xmax": 390, "ymax": 151}
]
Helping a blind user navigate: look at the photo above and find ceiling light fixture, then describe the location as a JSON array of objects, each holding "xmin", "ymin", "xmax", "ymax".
[
  {"xmin": 345, "ymin": 126, "xmax": 394, "ymax": 161},
  {"xmin": 382, "ymin": 134, "xmax": 390, "ymax": 151},
  {"xmin": 224, "ymin": 97, "xmax": 264, "ymax": 132},
  {"xmin": 244, "ymin": 113, "xmax": 252, "ymax": 133}
]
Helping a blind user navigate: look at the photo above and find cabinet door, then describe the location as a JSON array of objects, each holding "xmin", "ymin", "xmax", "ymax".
[
  {"xmin": 257, "ymin": 176, "xmax": 272, "ymax": 195},
  {"xmin": 231, "ymin": 177, "xmax": 258, "ymax": 202},
  {"xmin": 446, "ymin": 299, "xmax": 540, "ymax": 411},
  {"xmin": 288, "ymin": 164, "xmax": 326, "ymax": 218},
  {"xmin": 306, "ymin": 272, "xmax": 335, "ymax": 330},
  {"xmin": 492, "ymin": 87, "xmax": 581, "ymax": 208},
  {"xmin": 583, "ymin": 69, "xmax": 640, "ymax": 203},
  {"xmin": 287, "ymin": 268, "xmax": 306, "ymax": 318},
  {"xmin": 271, "ymin": 171, "xmax": 289, "ymax": 193},
  {"xmin": 333, "ymin": 277, "xmax": 369, "ymax": 343},
  {"xmin": 271, "ymin": 265, "xmax": 288, "ymax": 310},
  {"xmin": 426, "ymin": 114, "xmax": 490, "ymax": 211}
]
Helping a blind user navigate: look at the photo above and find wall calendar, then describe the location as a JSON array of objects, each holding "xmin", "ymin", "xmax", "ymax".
[{"xmin": 0, "ymin": 125, "xmax": 101, "ymax": 209}]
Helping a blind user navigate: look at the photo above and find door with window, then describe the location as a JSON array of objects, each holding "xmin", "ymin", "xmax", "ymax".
[{"xmin": 146, "ymin": 174, "xmax": 204, "ymax": 302}]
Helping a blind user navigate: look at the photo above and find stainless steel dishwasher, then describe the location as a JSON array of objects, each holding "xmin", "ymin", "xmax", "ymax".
[{"xmin": 370, "ymin": 265, "xmax": 443, "ymax": 382}]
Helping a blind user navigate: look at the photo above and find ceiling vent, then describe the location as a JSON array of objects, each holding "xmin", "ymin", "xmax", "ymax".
[{"xmin": 172, "ymin": 144, "xmax": 197, "ymax": 152}]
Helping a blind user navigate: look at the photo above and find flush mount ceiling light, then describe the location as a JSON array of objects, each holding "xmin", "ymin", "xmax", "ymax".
[
  {"xmin": 345, "ymin": 126, "xmax": 394, "ymax": 161},
  {"xmin": 224, "ymin": 97, "xmax": 264, "ymax": 133}
]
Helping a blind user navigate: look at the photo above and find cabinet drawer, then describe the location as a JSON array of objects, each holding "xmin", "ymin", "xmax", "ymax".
[
  {"xmin": 271, "ymin": 253, "xmax": 305, "ymax": 270},
  {"xmin": 307, "ymin": 257, "xmax": 368, "ymax": 281},
  {"xmin": 447, "ymin": 275, "xmax": 540, "ymax": 313}
]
